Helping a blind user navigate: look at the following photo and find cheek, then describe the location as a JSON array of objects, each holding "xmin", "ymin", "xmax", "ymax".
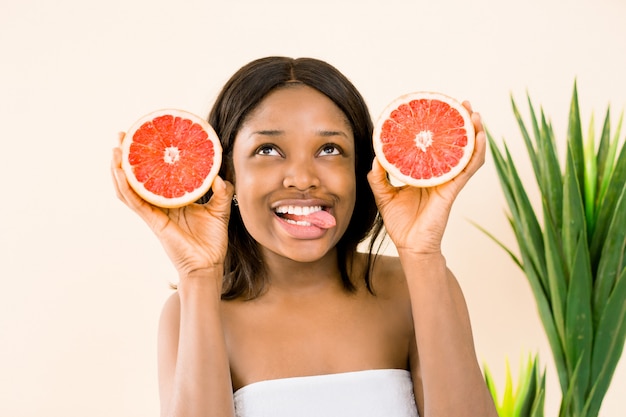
[{"xmin": 330, "ymin": 167, "xmax": 357, "ymax": 214}]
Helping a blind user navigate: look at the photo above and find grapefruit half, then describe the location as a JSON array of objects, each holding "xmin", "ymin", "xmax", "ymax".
[
  {"xmin": 373, "ymin": 92, "xmax": 475, "ymax": 187},
  {"xmin": 121, "ymin": 109, "xmax": 222, "ymax": 208}
]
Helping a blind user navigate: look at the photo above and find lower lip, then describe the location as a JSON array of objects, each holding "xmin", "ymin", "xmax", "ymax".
[{"xmin": 275, "ymin": 215, "xmax": 327, "ymax": 239}]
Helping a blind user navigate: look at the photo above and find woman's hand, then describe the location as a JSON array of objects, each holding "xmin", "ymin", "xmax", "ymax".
[
  {"xmin": 111, "ymin": 132, "xmax": 234, "ymax": 278},
  {"xmin": 367, "ymin": 102, "xmax": 486, "ymax": 255}
]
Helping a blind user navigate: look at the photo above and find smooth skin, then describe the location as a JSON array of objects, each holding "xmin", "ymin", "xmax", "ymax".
[{"xmin": 111, "ymin": 85, "xmax": 497, "ymax": 417}]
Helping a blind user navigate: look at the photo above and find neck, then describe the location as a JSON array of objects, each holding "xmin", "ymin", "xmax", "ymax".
[{"xmin": 261, "ymin": 248, "xmax": 345, "ymax": 296}]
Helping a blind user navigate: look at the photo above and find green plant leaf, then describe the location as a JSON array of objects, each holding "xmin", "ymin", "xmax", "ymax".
[
  {"xmin": 593, "ymin": 185, "xmax": 626, "ymax": 324},
  {"xmin": 537, "ymin": 111, "xmax": 564, "ymax": 233},
  {"xmin": 559, "ymin": 354, "xmax": 585, "ymax": 417},
  {"xmin": 566, "ymin": 81, "xmax": 586, "ymax": 207},
  {"xmin": 583, "ymin": 113, "xmax": 597, "ymax": 235},
  {"xmin": 564, "ymin": 237, "xmax": 594, "ymax": 414},
  {"xmin": 486, "ymin": 131, "xmax": 548, "ymax": 288},
  {"xmin": 469, "ymin": 219, "xmax": 523, "ymax": 269},
  {"xmin": 515, "ymin": 354, "xmax": 539, "ymax": 417},
  {"xmin": 590, "ymin": 138, "xmax": 626, "ymax": 271},
  {"xmin": 484, "ymin": 363, "xmax": 501, "ymax": 412},
  {"xmin": 585, "ymin": 267, "xmax": 626, "ymax": 417},
  {"xmin": 503, "ymin": 145, "xmax": 548, "ymax": 289},
  {"xmin": 482, "ymin": 83, "xmax": 625, "ymax": 417},
  {"xmin": 483, "ymin": 354, "xmax": 547, "ymax": 417},
  {"xmin": 562, "ymin": 144, "xmax": 588, "ymax": 281},
  {"xmin": 595, "ymin": 110, "xmax": 623, "ymax": 212},
  {"xmin": 516, "ymin": 241, "xmax": 569, "ymax": 393},
  {"xmin": 542, "ymin": 204, "xmax": 567, "ymax": 348},
  {"xmin": 530, "ymin": 371, "xmax": 547, "ymax": 417},
  {"xmin": 512, "ymin": 95, "xmax": 563, "ymax": 234},
  {"xmin": 511, "ymin": 95, "xmax": 541, "ymax": 179},
  {"xmin": 485, "ymin": 130, "xmax": 568, "ymax": 392}
]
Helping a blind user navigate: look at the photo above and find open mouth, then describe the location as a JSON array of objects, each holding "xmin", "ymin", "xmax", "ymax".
[{"xmin": 274, "ymin": 205, "xmax": 336, "ymax": 228}]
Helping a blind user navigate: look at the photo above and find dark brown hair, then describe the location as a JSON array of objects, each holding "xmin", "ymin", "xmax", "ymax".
[{"xmin": 199, "ymin": 56, "xmax": 384, "ymax": 299}]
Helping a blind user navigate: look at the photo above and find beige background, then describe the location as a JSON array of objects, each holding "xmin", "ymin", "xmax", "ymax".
[{"xmin": 1, "ymin": 0, "xmax": 624, "ymax": 415}]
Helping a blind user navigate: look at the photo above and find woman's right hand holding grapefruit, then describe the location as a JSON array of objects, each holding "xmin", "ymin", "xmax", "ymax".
[{"xmin": 111, "ymin": 132, "xmax": 234, "ymax": 281}]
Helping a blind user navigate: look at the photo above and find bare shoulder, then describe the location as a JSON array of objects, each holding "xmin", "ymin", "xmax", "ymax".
[
  {"xmin": 159, "ymin": 291, "xmax": 181, "ymax": 329},
  {"xmin": 158, "ymin": 292, "xmax": 181, "ymax": 358},
  {"xmin": 369, "ymin": 252, "xmax": 409, "ymax": 297},
  {"xmin": 353, "ymin": 251, "xmax": 410, "ymax": 303},
  {"xmin": 157, "ymin": 291, "xmax": 181, "ymax": 408}
]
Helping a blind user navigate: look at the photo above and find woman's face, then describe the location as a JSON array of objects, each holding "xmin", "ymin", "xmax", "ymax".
[{"xmin": 232, "ymin": 84, "xmax": 356, "ymax": 264}]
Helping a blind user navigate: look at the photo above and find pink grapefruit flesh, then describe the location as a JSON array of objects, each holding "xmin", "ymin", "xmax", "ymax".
[
  {"xmin": 121, "ymin": 109, "xmax": 222, "ymax": 208},
  {"xmin": 373, "ymin": 92, "xmax": 475, "ymax": 187}
]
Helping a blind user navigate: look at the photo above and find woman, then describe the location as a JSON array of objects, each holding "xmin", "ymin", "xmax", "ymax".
[{"xmin": 111, "ymin": 56, "xmax": 498, "ymax": 417}]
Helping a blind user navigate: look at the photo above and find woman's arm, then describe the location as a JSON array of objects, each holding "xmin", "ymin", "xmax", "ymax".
[
  {"xmin": 158, "ymin": 272, "xmax": 234, "ymax": 417},
  {"xmin": 402, "ymin": 253, "xmax": 495, "ymax": 417},
  {"xmin": 111, "ymin": 133, "xmax": 236, "ymax": 416},
  {"xmin": 368, "ymin": 106, "xmax": 497, "ymax": 416}
]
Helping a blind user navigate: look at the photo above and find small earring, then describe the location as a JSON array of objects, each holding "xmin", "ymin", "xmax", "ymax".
[{"xmin": 233, "ymin": 194, "xmax": 239, "ymax": 206}]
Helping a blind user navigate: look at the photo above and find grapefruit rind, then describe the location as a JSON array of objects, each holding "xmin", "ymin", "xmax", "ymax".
[
  {"xmin": 121, "ymin": 109, "xmax": 222, "ymax": 208},
  {"xmin": 373, "ymin": 92, "xmax": 475, "ymax": 187}
]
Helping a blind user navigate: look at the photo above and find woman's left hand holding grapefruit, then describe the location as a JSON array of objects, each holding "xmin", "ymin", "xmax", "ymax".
[
  {"xmin": 367, "ymin": 103, "xmax": 486, "ymax": 255},
  {"xmin": 111, "ymin": 132, "xmax": 235, "ymax": 281}
]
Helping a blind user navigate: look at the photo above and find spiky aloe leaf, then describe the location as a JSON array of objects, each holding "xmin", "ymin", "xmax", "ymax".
[
  {"xmin": 559, "ymin": 354, "xmax": 585, "ymax": 417},
  {"xmin": 537, "ymin": 111, "xmax": 564, "ymax": 232},
  {"xmin": 595, "ymin": 110, "xmax": 623, "ymax": 212},
  {"xmin": 590, "ymin": 140, "xmax": 626, "ymax": 275},
  {"xmin": 483, "ymin": 354, "xmax": 546, "ymax": 417},
  {"xmin": 511, "ymin": 95, "xmax": 540, "ymax": 177},
  {"xmin": 593, "ymin": 185, "xmax": 626, "ymax": 324},
  {"xmin": 564, "ymin": 237, "xmax": 593, "ymax": 414},
  {"xmin": 566, "ymin": 82, "xmax": 586, "ymax": 205},
  {"xmin": 530, "ymin": 372, "xmax": 546, "ymax": 417},
  {"xmin": 560, "ymin": 142, "xmax": 593, "ymax": 413},
  {"xmin": 502, "ymin": 142, "xmax": 548, "ymax": 288},
  {"xmin": 583, "ymin": 113, "xmax": 597, "ymax": 234},
  {"xmin": 542, "ymin": 202, "xmax": 567, "ymax": 347},
  {"xmin": 562, "ymin": 144, "xmax": 588, "ymax": 282},
  {"xmin": 484, "ymin": 363, "xmax": 505, "ymax": 416},
  {"xmin": 482, "ymin": 83, "xmax": 625, "ymax": 417},
  {"xmin": 511, "ymin": 96, "xmax": 563, "ymax": 232},
  {"xmin": 469, "ymin": 219, "xmax": 522, "ymax": 269},
  {"xmin": 486, "ymin": 130, "xmax": 568, "ymax": 392},
  {"xmin": 585, "ymin": 267, "xmax": 626, "ymax": 417},
  {"xmin": 515, "ymin": 354, "xmax": 542, "ymax": 417}
]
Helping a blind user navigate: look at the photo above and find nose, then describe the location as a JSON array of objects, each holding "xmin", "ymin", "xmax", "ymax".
[{"xmin": 282, "ymin": 157, "xmax": 321, "ymax": 190}]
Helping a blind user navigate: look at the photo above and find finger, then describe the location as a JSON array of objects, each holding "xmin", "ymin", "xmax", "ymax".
[
  {"xmin": 367, "ymin": 157, "xmax": 387, "ymax": 189},
  {"xmin": 207, "ymin": 176, "xmax": 235, "ymax": 212},
  {"xmin": 471, "ymin": 111, "xmax": 484, "ymax": 134},
  {"xmin": 110, "ymin": 146, "xmax": 129, "ymax": 204},
  {"xmin": 110, "ymin": 146, "xmax": 159, "ymax": 214},
  {"xmin": 462, "ymin": 100, "xmax": 473, "ymax": 114},
  {"xmin": 367, "ymin": 158, "xmax": 397, "ymax": 205},
  {"xmin": 457, "ymin": 128, "xmax": 486, "ymax": 181},
  {"xmin": 470, "ymin": 110, "xmax": 486, "ymax": 164},
  {"xmin": 117, "ymin": 131, "xmax": 125, "ymax": 146}
]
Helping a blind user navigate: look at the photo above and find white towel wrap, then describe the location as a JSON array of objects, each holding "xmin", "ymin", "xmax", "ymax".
[{"xmin": 234, "ymin": 368, "xmax": 419, "ymax": 417}]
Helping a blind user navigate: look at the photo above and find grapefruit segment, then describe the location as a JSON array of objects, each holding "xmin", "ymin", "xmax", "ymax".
[
  {"xmin": 373, "ymin": 92, "xmax": 475, "ymax": 187},
  {"xmin": 121, "ymin": 109, "xmax": 222, "ymax": 208}
]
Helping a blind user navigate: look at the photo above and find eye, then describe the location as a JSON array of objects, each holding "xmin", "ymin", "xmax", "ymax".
[
  {"xmin": 256, "ymin": 144, "xmax": 282, "ymax": 156},
  {"xmin": 319, "ymin": 143, "xmax": 342, "ymax": 156}
]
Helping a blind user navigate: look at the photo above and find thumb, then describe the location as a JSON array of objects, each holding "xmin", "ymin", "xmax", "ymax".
[
  {"xmin": 367, "ymin": 158, "xmax": 394, "ymax": 203},
  {"xmin": 205, "ymin": 176, "xmax": 235, "ymax": 213}
]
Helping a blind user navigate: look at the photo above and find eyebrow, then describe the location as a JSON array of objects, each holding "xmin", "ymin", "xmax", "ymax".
[{"xmin": 251, "ymin": 129, "xmax": 349, "ymax": 137}]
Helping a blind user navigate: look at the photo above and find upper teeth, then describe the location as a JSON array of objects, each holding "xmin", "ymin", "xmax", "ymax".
[{"xmin": 275, "ymin": 205, "xmax": 323, "ymax": 216}]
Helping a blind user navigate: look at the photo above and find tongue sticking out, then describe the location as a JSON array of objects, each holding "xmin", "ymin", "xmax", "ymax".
[{"xmin": 305, "ymin": 210, "xmax": 336, "ymax": 229}]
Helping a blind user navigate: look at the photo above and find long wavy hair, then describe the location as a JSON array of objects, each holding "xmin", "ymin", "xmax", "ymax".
[{"xmin": 198, "ymin": 56, "xmax": 384, "ymax": 299}]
